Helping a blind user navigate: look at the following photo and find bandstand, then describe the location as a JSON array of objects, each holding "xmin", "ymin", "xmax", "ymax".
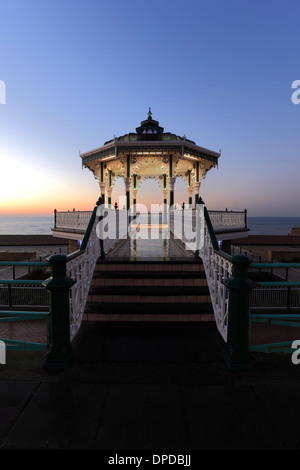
[
  {"xmin": 0, "ymin": 110, "xmax": 260, "ymax": 376},
  {"xmin": 80, "ymin": 109, "xmax": 220, "ymax": 210}
]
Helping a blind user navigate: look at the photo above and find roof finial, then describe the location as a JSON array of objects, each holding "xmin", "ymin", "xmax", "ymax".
[{"xmin": 147, "ymin": 107, "xmax": 152, "ymax": 120}]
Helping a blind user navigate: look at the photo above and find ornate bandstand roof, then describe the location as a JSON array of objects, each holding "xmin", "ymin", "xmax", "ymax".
[{"xmin": 80, "ymin": 109, "xmax": 220, "ymax": 188}]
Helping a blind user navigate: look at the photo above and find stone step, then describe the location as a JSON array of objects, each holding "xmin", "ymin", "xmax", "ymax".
[
  {"xmin": 93, "ymin": 270, "xmax": 206, "ymax": 278},
  {"xmin": 85, "ymin": 257, "xmax": 212, "ymax": 322},
  {"xmin": 84, "ymin": 301, "xmax": 213, "ymax": 315},
  {"xmin": 86, "ymin": 296, "xmax": 211, "ymax": 304},
  {"xmin": 87, "ymin": 286, "xmax": 210, "ymax": 304},
  {"xmin": 91, "ymin": 277, "xmax": 207, "ymax": 287},
  {"xmin": 89, "ymin": 285, "xmax": 209, "ymax": 295},
  {"xmin": 83, "ymin": 311, "xmax": 214, "ymax": 322},
  {"xmin": 94, "ymin": 263, "xmax": 204, "ymax": 273}
]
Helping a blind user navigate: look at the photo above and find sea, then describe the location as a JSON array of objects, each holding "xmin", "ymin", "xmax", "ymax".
[
  {"xmin": 0, "ymin": 214, "xmax": 300, "ymax": 236},
  {"xmin": 0, "ymin": 215, "xmax": 54, "ymax": 235}
]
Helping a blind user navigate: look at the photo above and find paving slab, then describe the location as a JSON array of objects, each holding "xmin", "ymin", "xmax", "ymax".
[
  {"xmin": 1, "ymin": 382, "xmax": 108, "ymax": 450},
  {"xmin": 253, "ymin": 385, "xmax": 300, "ymax": 450},
  {"xmin": 0, "ymin": 381, "xmax": 39, "ymax": 442},
  {"xmin": 96, "ymin": 383, "xmax": 190, "ymax": 450},
  {"xmin": 182, "ymin": 384, "xmax": 285, "ymax": 450}
]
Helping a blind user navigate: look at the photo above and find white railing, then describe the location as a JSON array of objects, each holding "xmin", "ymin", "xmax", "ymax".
[
  {"xmin": 209, "ymin": 210, "xmax": 246, "ymax": 232},
  {"xmin": 54, "ymin": 208, "xmax": 247, "ymax": 234},
  {"xmin": 66, "ymin": 214, "xmax": 101, "ymax": 340},
  {"xmin": 64, "ymin": 206, "xmax": 130, "ymax": 340},
  {"xmin": 55, "ymin": 210, "xmax": 92, "ymax": 230},
  {"xmin": 199, "ymin": 213, "xmax": 232, "ymax": 341}
]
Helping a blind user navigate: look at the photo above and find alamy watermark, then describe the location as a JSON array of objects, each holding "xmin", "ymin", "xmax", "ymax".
[
  {"xmin": 0, "ymin": 340, "xmax": 6, "ymax": 364},
  {"xmin": 0, "ymin": 80, "xmax": 6, "ymax": 104},
  {"xmin": 291, "ymin": 340, "xmax": 300, "ymax": 364},
  {"xmin": 96, "ymin": 203, "xmax": 205, "ymax": 252},
  {"xmin": 291, "ymin": 80, "xmax": 300, "ymax": 105}
]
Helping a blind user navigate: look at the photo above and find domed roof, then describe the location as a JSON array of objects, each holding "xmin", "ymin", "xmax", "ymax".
[
  {"xmin": 104, "ymin": 108, "xmax": 195, "ymax": 145},
  {"xmin": 135, "ymin": 107, "xmax": 164, "ymax": 135},
  {"xmin": 81, "ymin": 109, "xmax": 220, "ymax": 166}
]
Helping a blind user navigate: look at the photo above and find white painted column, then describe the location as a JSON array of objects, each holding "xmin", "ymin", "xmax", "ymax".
[
  {"xmin": 193, "ymin": 181, "xmax": 200, "ymax": 206},
  {"xmin": 162, "ymin": 188, "xmax": 168, "ymax": 224},
  {"xmin": 99, "ymin": 182, "xmax": 106, "ymax": 205},
  {"xmin": 124, "ymin": 177, "xmax": 132, "ymax": 211},
  {"xmin": 168, "ymin": 177, "xmax": 176, "ymax": 208},
  {"xmin": 187, "ymin": 186, "xmax": 193, "ymax": 208},
  {"xmin": 107, "ymin": 186, "xmax": 112, "ymax": 208}
]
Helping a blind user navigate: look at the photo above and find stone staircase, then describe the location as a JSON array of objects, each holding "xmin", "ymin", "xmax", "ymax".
[{"xmin": 83, "ymin": 258, "xmax": 213, "ymax": 322}]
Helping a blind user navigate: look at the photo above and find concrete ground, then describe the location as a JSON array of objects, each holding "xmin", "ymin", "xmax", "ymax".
[{"xmin": 1, "ymin": 321, "xmax": 300, "ymax": 451}]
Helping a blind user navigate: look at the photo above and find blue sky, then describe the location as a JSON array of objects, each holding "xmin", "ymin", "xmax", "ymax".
[{"xmin": 0, "ymin": 0, "xmax": 299, "ymax": 216}]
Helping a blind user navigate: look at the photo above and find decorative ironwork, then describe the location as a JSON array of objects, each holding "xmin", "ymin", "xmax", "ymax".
[
  {"xmin": 55, "ymin": 211, "xmax": 92, "ymax": 231},
  {"xmin": 208, "ymin": 210, "xmax": 246, "ymax": 232},
  {"xmin": 55, "ymin": 209, "xmax": 247, "ymax": 233},
  {"xmin": 199, "ymin": 212, "xmax": 232, "ymax": 341},
  {"xmin": 66, "ymin": 214, "xmax": 101, "ymax": 340}
]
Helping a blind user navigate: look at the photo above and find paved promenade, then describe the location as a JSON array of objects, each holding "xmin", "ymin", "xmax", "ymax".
[{"xmin": 1, "ymin": 321, "xmax": 300, "ymax": 451}]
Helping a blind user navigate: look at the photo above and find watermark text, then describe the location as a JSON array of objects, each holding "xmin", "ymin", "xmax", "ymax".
[
  {"xmin": 96, "ymin": 203, "xmax": 204, "ymax": 251},
  {"xmin": 0, "ymin": 80, "xmax": 6, "ymax": 104},
  {"xmin": 291, "ymin": 80, "xmax": 300, "ymax": 105},
  {"xmin": 0, "ymin": 340, "xmax": 6, "ymax": 364}
]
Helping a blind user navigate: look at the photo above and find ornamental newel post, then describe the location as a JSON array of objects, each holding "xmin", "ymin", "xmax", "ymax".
[
  {"xmin": 42, "ymin": 254, "xmax": 75, "ymax": 370},
  {"xmin": 223, "ymin": 255, "xmax": 256, "ymax": 370},
  {"xmin": 96, "ymin": 196, "xmax": 105, "ymax": 258},
  {"xmin": 195, "ymin": 195, "xmax": 204, "ymax": 258}
]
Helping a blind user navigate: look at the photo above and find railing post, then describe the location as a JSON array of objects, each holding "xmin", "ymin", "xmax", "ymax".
[
  {"xmin": 287, "ymin": 286, "xmax": 291, "ymax": 310},
  {"xmin": 42, "ymin": 254, "xmax": 75, "ymax": 370},
  {"xmin": 244, "ymin": 209, "xmax": 247, "ymax": 229},
  {"xmin": 195, "ymin": 196, "xmax": 204, "ymax": 258},
  {"xmin": 96, "ymin": 197, "xmax": 105, "ymax": 258},
  {"xmin": 223, "ymin": 255, "xmax": 256, "ymax": 370},
  {"xmin": 8, "ymin": 284, "xmax": 12, "ymax": 308}
]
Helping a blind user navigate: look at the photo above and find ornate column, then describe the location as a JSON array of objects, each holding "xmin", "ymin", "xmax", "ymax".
[
  {"xmin": 132, "ymin": 188, "xmax": 137, "ymax": 221},
  {"xmin": 187, "ymin": 186, "xmax": 193, "ymax": 207},
  {"xmin": 168, "ymin": 154, "xmax": 175, "ymax": 207},
  {"xmin": 193, "ymin": 181, "xmax": 200, "ymax": 207},
  {"xmin": 168, "ymin": 177, "xmax": 176, "ymax": 208},
  {"xmin": 124, "ymin": 177, "xmax": 131, "ymax": 211},
  {"xmin": 99, "ymin": 161, "xmax": 106, "ymax": 205},
  {"xmin": 162, "ymin": 188, "xmax": 168, "ymax": 224},
  {"xmin": 132, "ymin": 174, "xmax": 137, "ymax": 204},
  {"xmin": 186, "ymin": 169, "xmax": 192, "ymax": 207},
  {"xmin": 99, "ymin": 182, "xmax": 106, "ymax": 206},
  {"xmin": 107, "ymin": 170, "xmax": 113, "ymax": 207},
  {"xmin": 125, "ymin": 154, "xmax": 131, "ymax": 211},
  {"xmin": 107, "ymin": 186, "xmax": 112, "ymax": 208}
]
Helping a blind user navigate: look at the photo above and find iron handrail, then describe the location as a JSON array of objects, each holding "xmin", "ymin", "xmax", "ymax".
[
  {"xmin": 251, "ymin": 262, "xmax": 300, "ymax": 269},
  {"xmin": 202, "ymin": 205, "xmax": 237, "ymax": 263},
  {"xmin": 0, "ymin": 280, "xmax": 44, "ymax": 285},
  {"xmin": 0, "ymin": 261, "xmax": 50, "ymax": 267},
  {"xmin": 65, "ymin": 206, "xmax": 98, "ymax": 262}
]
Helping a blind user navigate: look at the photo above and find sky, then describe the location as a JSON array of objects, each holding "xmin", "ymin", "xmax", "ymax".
[{"xmin": 0, "ymin": 0, "xmax": 299, "ymax": 217}]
